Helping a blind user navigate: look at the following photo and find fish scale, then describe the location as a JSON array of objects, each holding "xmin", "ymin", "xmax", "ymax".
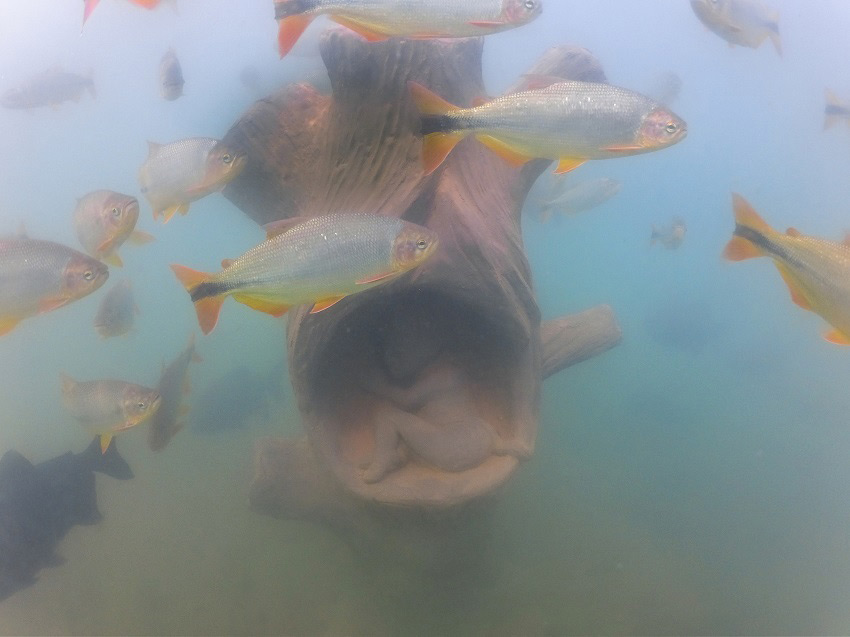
[
  {"xmin": 307, "ymin": 0, "xmax": 511, "ymax": 32},
  {"xmin": 140, "ymin": 138, "xmax": 217, "ymax": 201},
  {"xmin": 62, "ymin": 378, "xmax": 160, "ymax": 436}
]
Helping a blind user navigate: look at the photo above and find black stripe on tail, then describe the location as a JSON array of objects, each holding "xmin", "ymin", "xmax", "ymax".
[
  {"xmin": 274, "ymin": 0, "xmax": 315, "ymax": 20},
  {"xmin": 190, "ymin": 281, "xmax": 231, "ymax": 303},
  {"xmin": 421, "ymin": 115, "xmax": 456, "ymax": 136}
]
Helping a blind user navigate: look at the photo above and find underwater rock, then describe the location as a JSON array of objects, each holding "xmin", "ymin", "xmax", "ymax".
[{"xmin": 223, "ymin": 30, "xmax": 620, "ymax": 511}]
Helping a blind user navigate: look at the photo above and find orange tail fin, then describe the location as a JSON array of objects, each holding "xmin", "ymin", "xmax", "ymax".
[
  {"xmin": 723, "ymin": 193, "xmax": 774, "ymax": 261},
  {"xmin": 408, "ymin": 82, "xmax": 465, "ymax": 175},
  {"xmin": 277, "ymin": 15, "xmax": 315, "ymax": 58},
  {"xmin": 170, "ymin": 264, "xmax": 224, "ymax": 335}
]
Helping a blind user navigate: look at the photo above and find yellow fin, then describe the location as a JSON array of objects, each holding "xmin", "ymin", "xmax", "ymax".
[
  {"xmin": 129, "ymin": 230, "xmax": 155, "ymax": 245},
  {"xmin": 476, "ymin": 135, "xmax": 534, "ymax": 167},
  {"xmin": 232, "ymin": 294, "xmax": 290, "ymax": 318},
  {"xmin": 775, "ymin": 263, "xmax": 812, "ymax": 310},
  {"xmin": 723, "ymin": 235, "xmax": 762, "ymax": 261},
  {"xmin": 731, "ymin": 193, "xmax": 773, "ymax": 234},
  {"xmin": 102, "ymin": 252, "xmax": 123, "ymax": 268},
  {"xmin": 330, "ymin": 15, "xmax": 389, "ymax": 42},
  {"xmin": 221, "ymin": 259, "xmax": 234, "ymax": 269},
  {"xmin": 100, "ymin": 433, "xmax": 113, "ymax": 455},
  {"xmin": 554, "ymin": 157, "xmax": 587, "ymax": 174},
  {"xmin": 161, "ymin": 204, "xmax": 189, "ymax": 223},
  {"xmin": 421, "ymin": 132, "xmax": 465, "ymax": 175},
  {"xmin": 0, "ymin": 317, "xmax": 21, "ymax": 337},
  {"xmin": 824, "ymin": 329, "xmax": 850, "ymax": 345},
  {"xmin": 408, "ymin": 81, "xmax": 460, "ymax": 116},
  {"xmin": 170, "ymin": 264, "xmax": 223, "ymax": 334},
  {"xmin": 786, "ymin": 227, "xmax": 802, "ymax": 237},
  {"xmin": 310, "ymin": 296, "xmax": 346, "ymax": 313},
  {"xmin": 277, "ymin": 14, "xmax": 315, "ymax": 58}
]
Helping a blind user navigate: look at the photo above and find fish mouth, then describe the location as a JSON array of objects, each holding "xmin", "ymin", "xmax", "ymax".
[{"xmin": 291, "ymin": 282, "xmax": 537, "ymax": 508}]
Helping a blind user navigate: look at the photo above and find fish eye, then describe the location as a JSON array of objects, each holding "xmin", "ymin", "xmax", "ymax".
[
  {"xmin": 524, "ymin": 0, "xmax": 535, "ymax": 8},
  {"xmin": 665, "ymin": 122, "xmax": 678, "ymax": 134},
  {"xmin": 222, "ymin": 153, "xmax": 233, "ymax": 164},
  {"xmin": 416, "ymin": 239, "xmax": 428, "ymax": 250},
  {"xmin": 83, "ymin": 270, "xmax": 94, "ymax": 281},
  {"xmin": 111, "ymin": 207, "xmax": 121, "ymax": 218},
  {"xmin": 137, "ymin": 402, "xmax": 147, "ymax": 410}
]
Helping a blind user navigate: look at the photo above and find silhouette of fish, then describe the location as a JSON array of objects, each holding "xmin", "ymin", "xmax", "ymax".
[{"xmin": 0, "ymin": 438, "xmax": 132, "ymax": 601}]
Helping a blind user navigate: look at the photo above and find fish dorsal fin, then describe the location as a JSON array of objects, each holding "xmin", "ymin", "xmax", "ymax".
[
  {"xmin": 263, "ymin": 216, "xmax": 307, "ymax": 240},
  {"xmin": 786, "ymin": 227, "xmax": 802, "ymax": 237},
  {"xmin": 471, "ymin": 96, "xmax": 491, "ymax": 108},
  {"xmin": 221, "ymin": 259, "xmax": 234, "ymax": 269},
  {"xmin": 519, "ymin": 73, "xmax": 567, "ymax": 91},
  {"xmin": 146, "ymin": 141, "xmax": 163, "ymax": 157}
]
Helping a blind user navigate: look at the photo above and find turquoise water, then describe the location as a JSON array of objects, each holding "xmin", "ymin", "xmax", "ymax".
[{"xmin": 3, "ymin": 0, "xmax": 850, "ymax": 634}]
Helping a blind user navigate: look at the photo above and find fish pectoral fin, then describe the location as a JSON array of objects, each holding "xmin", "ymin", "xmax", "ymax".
[
  {"xmin": 39, "ymin": 296, "xmax": 68, "ymax": 313},
  {"xmin": 519, "ymin": 73, "xmax": 567, "ymax": 91},
  {"xmin": 330, "ymin": 16, "xmax": 389, "ymax": 42},
  {"xmin": 357, "ymin": 271, "xmax": 397, "ymax": 285},
  {"xmin": 468, "ymin": 20, "xmax": 504, "ymax": 27},
  {"xmin": 100, "ymin": 434, "xmax": 114, "ymax": 455},
  {"xmin": 232, "ymin": 294, "xmax": 291, "ymax": 318},
  {"xmin": 102, "ymin": 253, "xmax": 123, "ymax": 268},
  {"xmin": 476, "ymin": 135, "xmax": 534, "ymax": 167},
  {"xmin": 554, "ymin": 157, "xmax": 587, "ymax": 174},
  {"xmin": 774, "ymin": 263, "xmax": 812, "ymax": 311},
  {"xmin": 0, "ymin": 317, "xmax": 21, "ymax": 337},
  {"xmin": 310, "ymin": 296, "xmax": 346, "ymax": 314},
  {"xmin": 129, "ymin": 230, "xmax": 155, "ymax": 245},
  {"xmin": 824, "ymin": 329, "xmax": 850, "ymax": 345},
  {"xmin": 161, "ymin": 204, "xmax": 189, "ymax": 223},
  {"xmin": 603, "ymin": 144, "xmax": 642, "ymax": 151}
]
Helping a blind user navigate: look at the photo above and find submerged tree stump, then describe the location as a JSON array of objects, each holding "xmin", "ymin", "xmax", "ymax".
[{"xmin": 222, "ymin": 29, "xmax": 619, "ymax": 516}]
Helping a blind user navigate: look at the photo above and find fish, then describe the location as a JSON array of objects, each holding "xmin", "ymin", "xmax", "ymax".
[
  {"xmin": 148, "ymin": 334, "xmax": 202, "ymax": 452},
  {"xmin": 171, "ymin": 213, "xmax": 438, "ymax": 334},
  {"xmin": 190, "ymin": 365, "xmax": 279, "ymax": 435},
  {"xmin": 824, "ymin": 89, "xmax": 850, "ymax": 130},
  {"xmin": 82, "ymin": 0, "xmax": 164, "ymax": 26},
  {"xmin": 274, "ymin": 0, "xmax": 542, "ymax": 58},
  {"xmin": 0, "ymin": 237, "xmax": 109, "ymax": 337},
  {"xmin": 72, "ymin": 190, "xmax": 154, "ymax": 268},
  {"xmin": 1, "ymin": 68, "xmax": 95, "ymax": 110},
  {"xmin": 93, "ymin": 279, "xmax": 138, "ymax": 338},
  {"xmin": 0, "ymin": 438, "xmax": 132, "ymax": 602},
  {"xmin": 60, "ymin": 376, "xmax": 162, "ymax": 453},
  {"xmin": 536, "ymin": 177, "xmax": 621, "ymax": 222},
  {"xmin": 138, "ymin": 138, "xmax": 247, "ymax": 223},
  {"xmin": 159, "ymin": 48, "xmax": 184, "ymax": 101},
  {"xmin": 409, "ymin": 80, "xmax": 687, "ymax": 176},
  {"xmin": 651, "ymin": 217, "xmax": 687, "ymax": 249},
  {"xmin": 723, "ymin": 193, "xmax": 850, "ymax": 345},
  {"xmin": 690, "ymin": 0, "xmax": 781, "ymax": 56}
]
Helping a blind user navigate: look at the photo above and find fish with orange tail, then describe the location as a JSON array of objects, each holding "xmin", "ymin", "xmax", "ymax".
[
  {"xmin": 724, "ymin": 193, "xmax": 850, "ymax": 345},
  {"xmin": 171, "ymin": 214, "xmax": 438, "ymax": 334},
  {"xmin": 274, "ymin": 0, "xmax": 541, "ymax": 58},
  {"xmin": 83, "ymin": 0, "xmax": 164, "ymax": 27},
  {"xmin": 409, "ymin": 80, "xmax": 687, "ymax": 176}
]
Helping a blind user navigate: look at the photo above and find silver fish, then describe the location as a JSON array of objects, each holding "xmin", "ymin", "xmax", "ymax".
[
  {"xmin": 274, "ymin": 0, "xmax": 542, "ymax": 57},
  {"xmin": 138, "ymin": 137, "xmax": 246, "ymax": 222},
  {"xmin": 72, "ymin": 190, "xmax": 153, "ymax": 267},
  {"xmin": 148, "ymin": 334, "xmax": 202, "ymax": 452},
  {"xmin": 2, "ymin": 68, "xmax": 95, "ymax": 109},
  {"xmin": 536, "ymin": 177, "xmax": 621, "ymax": 221},
  {"xmin": 690, "ymin": 0, "xmax": 781, "ymax": 55},
  {"xmin": 0, "ymin": 237, "xmax": 108, "ymax": 337},
  {"xmin": 159, "ymin": 48, "xmax": 184, "ymax": 101},
  {"xmin": 93, "ymin": 279, "xmax": 137, "ymax": 338}
]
